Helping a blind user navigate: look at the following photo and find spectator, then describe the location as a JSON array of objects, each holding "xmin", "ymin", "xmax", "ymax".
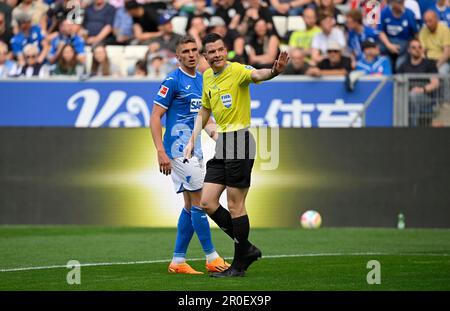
[
  {"xmin": 431, "ymin": 0, "xmax": 450, "ymax": 27},
  {"xmin": 0, "ymin": 41, "xmax": 17, "ymax": 76},
  {"xmin": 148, "ymin": 12, "xmax": 182, "ymax": 55},
  {"xmin": 397, "ymin": 38, "xmax": 440, "ymax": 127},
  {"xmin": 378, "ymin": 0, "xmax": 418, "ymax": 70},
  {"xmin": 90, "ymin": 44, "xmax": 121, "ymax": 77},
  {"xmin": 311, "ymin": 11, "xmax": 346, "ymax": 64},
  {"xmin": 419, "ymin": 10, "xmax": 450, "ymax": 75},
  {"xmin": 0, "ymin": 0, "xmax": 12, "ymax": 32},
  {"xmin": 147, "ymin": 52, "xmax": 169, "ymax": 79},
  {"xmin": 47, "ymin": 19, "xmax": 85, "ymax": 64},
  {"xmin": 51, "ymin": 43, "xmax": 84, "ymax": 76},
  {"xmin": 12, "ymin": 0, "xmax": 49, "ymax": 34},
  {"xmin": 17, "ymin": 43, "xmax": 49, "ymax": 77},
  {"xmin": 113, "ymin": 0, "xmax": 134, "ymax": 44},
  {"xmin": 288, "ymin": 7, "xmax": 321, "ymax": 62},
  {"xmin": 185, "ymin": 0, "xmax": 212, "ymax": 32},
  {"xmin": 355, "ymin": 39, "xmax": 392, "ymax": 75},
  {"xmin": 207, "ymin": 16, "xmax": 245, "ymax": 63},
  {"xmin": 214, "ymin": 0, "xmax": 245, "ymax": 30},
  {"xmin": 0, "ymin": 11, "xmax": 13, "ymax": 50},
  {"xmin": 238, "ymin": 0, "xmax": 274, "ymax": 37},
  {"xmin": 309, "ymin": 40, "xmax": 352, "ymax": 76},
  {"xmin": 187, "ymin": 15, "xmax": 207, "ymax": 48},
  {"xmin": 283, "ymin": 47, "xmax": 313, "ymax": 75},
  {"xmin": 349, "ymin": 0, "xmax": 386, "ymax": 26},
  {"xmin": 173, "ymin": 0, "xmax": 196, "ymax": 16},
  {"xmin": 132, "ymin": 58, "xmax": 147, "ymax": 77},
  {"xmin": 46, "ymin": 0, "xmax": 73, "ymax": 34},
  {"xmin": 405, "ymin": 0, "xmax": 422, "ymax": 24},
  {"xmin": 246, "ymin": 18, "xmax": 280, "ymax": 68},
  {"xmin": 125, "ymin": 0, "xmax": 162, "ymax": 44},
  {"xmin": 10, "ymin": 12, "xmax": 48, "ymax": 66},
  {"xmin": 316, "ymin": 0, "xmax": 345, "ymax": 27},
  {"xmin": 346, "ymin": 9, "xmax": 379, "ymax": 61},
  {"xmin": 82, "ymin": 0, "xmax": 116, "ymax": 45},
  {"xmin": 269, "ymin": 0, "xmax": 312, "ymax": 16}
]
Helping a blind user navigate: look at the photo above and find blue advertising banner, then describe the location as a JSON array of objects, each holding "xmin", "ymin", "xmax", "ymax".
[{"xmin": 0, "ymin": 78, "xmax": 393, "ymax": 127}]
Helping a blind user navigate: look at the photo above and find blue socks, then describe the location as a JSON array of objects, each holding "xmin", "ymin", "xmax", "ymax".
[
  {"xmin": 173, "ymin": 208, "xmax": 194, "ymax": 260},
  {"xmin": 191, "ymin": 205, "xmax": 215, "ymax": 255},
  {"xmin": 173, "ymin": 206, "xmax": 218, "ymax": 262}
]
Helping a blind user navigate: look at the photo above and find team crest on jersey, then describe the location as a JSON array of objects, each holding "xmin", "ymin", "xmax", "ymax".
[
  {"xmin": 221, "ymin": 94, "xmax": 232, "ymax": 108},
  {"xmin": 158, "ymin": 85, "xmax": 169, "ymax": 98},
  {"xmin": 190, "ymin": 98, "xmax": 202, "ymax": 112},
  {"xmin": 245, "ymin": 65, "xmax": 255, "ymax": 70}
]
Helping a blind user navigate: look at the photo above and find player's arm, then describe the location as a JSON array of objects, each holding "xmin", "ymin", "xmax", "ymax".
[
  {"xmin": 150, "ymin": 104, "xmax": 172, "ymax": 175},
  {"xmin": 251, "ymin": 51, "xmax": 289, "ymax": 82},
  {"xmin": 184, "ymin": 106, "xmax": 211, "ymax": 159}
]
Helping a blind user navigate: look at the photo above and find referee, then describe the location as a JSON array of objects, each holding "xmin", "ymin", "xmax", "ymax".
[{"xmin": 184, "ymin": 33, "xmax": 288, "ymax": 277}]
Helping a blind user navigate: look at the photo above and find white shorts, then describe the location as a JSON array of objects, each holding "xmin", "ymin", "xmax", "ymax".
[{"xmin": 170, "ymin": 156, "xmax": 205, "ymax": 193}]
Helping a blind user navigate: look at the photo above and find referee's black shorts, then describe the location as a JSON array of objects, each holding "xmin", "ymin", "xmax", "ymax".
[{"xmin": 204, "ymin": 128, "xmax": 256, "ymax": 188}]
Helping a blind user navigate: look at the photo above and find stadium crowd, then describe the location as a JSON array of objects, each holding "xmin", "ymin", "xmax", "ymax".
[{"xmin": 0, "ymin": 0, "xmax": 449, "ymax": 78}]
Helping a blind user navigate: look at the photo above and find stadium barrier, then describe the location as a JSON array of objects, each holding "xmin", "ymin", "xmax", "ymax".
[
  {"xmin": 0, "ymin": 128, "xmax": 449, "ymax": 228},
  {"xmin": 0, "ymin": 76, "xmax": 393, "ymax": 127},
  {"xmin": 394, "ymin": 74, "xmax": 450, "ymax": 127}
]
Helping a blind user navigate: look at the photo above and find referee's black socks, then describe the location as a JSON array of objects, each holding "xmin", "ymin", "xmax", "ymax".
[
  {"xmin": 210, "ymin": 205, "xmax": 234, "ymax": 239},
  {"xmin": 232, "ymin": 215, "xmax": 252, "ymax": 265}
]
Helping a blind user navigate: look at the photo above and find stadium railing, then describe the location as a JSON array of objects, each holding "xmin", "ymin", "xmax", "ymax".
[{"xmin": 394, "ymin": 74, "xmax": 450, "ymax": 127}]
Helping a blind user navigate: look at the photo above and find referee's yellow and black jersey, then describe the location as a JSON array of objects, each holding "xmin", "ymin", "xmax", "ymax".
[{"xmin": 202, "ymin": 62, "xmax": 257, "ymax": 133}]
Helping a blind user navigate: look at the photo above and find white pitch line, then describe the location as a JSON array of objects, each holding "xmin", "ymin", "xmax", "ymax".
[{"xmin": 0, "ymin": 252, "xmax": 449, "ymax": 273}]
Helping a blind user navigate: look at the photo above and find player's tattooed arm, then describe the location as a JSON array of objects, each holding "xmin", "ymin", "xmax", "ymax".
[
  {"xmin": 184, "ymin": 107, "xmax": 212, "ymax": 159},
  {"xmin": 251, "ymin": 51, "xmax": 289, "ymax": 82}
]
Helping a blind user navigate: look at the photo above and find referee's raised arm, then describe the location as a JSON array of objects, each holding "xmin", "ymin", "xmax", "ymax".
[{"xmin": 250, "ymin": 51, "xmax": 290, "ymax": 82}]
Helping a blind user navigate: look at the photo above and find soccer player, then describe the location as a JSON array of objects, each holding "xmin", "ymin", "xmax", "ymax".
[
  {"xmin": 184, "ymin": 33, "xmax": 288, "ymax": 277},
  {"xmin": 150, "ymin": 36, "xmax": 230, "ymax": 275}
]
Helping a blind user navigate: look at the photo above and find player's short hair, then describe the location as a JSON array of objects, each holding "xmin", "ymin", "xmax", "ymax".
[
  {"xmin": 176, "ymin": 35, "xmax": 197, "ymax": 49},
  {"xmin": 202, "ymin": 33, "xmax": 224, "ymax": 49},
  {"xmin": 346, "ymin": 9, "xmax": 363, "ymax": 24}
]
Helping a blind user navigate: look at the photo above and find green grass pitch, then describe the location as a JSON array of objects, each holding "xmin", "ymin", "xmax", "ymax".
[{"xmin": 1, "ymin": 226, "xmax": 449, "ymax": 291}]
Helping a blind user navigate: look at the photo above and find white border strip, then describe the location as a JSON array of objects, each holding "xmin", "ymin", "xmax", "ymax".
[{"xmin": 1, "ymin": 252, "xmax": 448, "ymax": 273}]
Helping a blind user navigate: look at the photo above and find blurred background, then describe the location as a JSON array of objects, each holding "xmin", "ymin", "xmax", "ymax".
[{"xmin": 1, "ymin": 0, "xmax": 449, "ymax": 228}]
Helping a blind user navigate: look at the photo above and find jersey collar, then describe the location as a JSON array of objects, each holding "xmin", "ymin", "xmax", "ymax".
[
  {"xmin": 213, "ymin": 62, "xmax": 230, "ymax": 77},
  {"xmin": 179, "ymin": 67, "xmax": 197, "ymax": 78}
]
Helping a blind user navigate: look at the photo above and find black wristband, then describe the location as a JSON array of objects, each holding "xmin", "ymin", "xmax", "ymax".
[{"xmin": 271, "ymin": 68, "xmax": 278, "ymax": 77}]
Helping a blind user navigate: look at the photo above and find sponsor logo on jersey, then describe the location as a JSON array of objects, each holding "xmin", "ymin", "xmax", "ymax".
[{"xmin": 190, "ymin": 98, "xmax": 202, "ymax": 112}]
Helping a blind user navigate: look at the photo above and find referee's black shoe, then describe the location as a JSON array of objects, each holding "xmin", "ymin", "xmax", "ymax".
[
  {"xmin": 210, "ymin": 266, "xmax": 245, "ymax": 278},
  {"xmin": 241, "ymin": 245, "xmax": 262, "ymax": 271}
]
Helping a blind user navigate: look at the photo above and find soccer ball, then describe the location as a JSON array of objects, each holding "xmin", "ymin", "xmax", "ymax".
[{"xmin": 300, "ymin": 210, "xmax": 322, "ymax": 229}]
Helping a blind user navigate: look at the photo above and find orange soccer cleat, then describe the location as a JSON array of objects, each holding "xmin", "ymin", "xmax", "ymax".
[
  {"xmin": 168, "ymin": 262, "xmax": 204, "ymax": 275},
  {"xmin": 205, "ymin": 257, "xmax": 231, "ymax": 273}
]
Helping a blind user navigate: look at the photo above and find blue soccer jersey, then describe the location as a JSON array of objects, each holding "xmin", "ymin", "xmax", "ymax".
[
  {"xmin": 432, "ymin": 4, "xmax": 450, "ymax": 27},
  {"xmin": 356, "ymin": 55, "xmax": 392, "ymax": 75},
  {"xmin": 378, "ymin": 6, "xmax": 418, "ymax": 41},
  {"xmin": 10, "ymin": 25, "xmax": 45, "ymax": 56},
  {"xmin": 348, "ymin": 26, "xmax": 379, "ymax": 60},
  {"xmin": 153, "ymin": 68, "xmax": 203, "ymax": 160}
]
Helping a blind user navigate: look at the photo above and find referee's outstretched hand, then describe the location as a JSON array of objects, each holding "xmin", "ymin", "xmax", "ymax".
[
  {"xmin": 184, "ymin": 140, "xmax": 194, "ymax": 160},
  {"xmin": 272, "ymin": 51, "xmax": 289, "ymax": 76}
]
